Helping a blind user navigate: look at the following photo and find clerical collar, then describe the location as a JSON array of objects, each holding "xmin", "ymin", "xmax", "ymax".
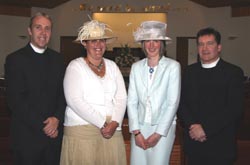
[
  {"xmin": 201, "ymin": 58, "xmax": 220, "ymax": 68},
  {"xmin": 30, "ymin": 43, "xmax": 46, "ymax": 54}
]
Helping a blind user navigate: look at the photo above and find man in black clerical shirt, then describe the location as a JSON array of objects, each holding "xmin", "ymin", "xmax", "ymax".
[
  {"xmin": 178, "ymin": 27, "xmax": 244, "ymax": 165},
  {"xmin": 5, "ymin": 12, "xmax": 66, "ymax": 165}
]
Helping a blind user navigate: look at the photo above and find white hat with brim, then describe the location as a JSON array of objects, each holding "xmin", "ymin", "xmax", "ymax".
[
  {"xmin": 133, "ymin": 21, "xmax": 171, "ymax": 43},
  {"xmin": 74, "ymin": 20, "xmax": 116, "ymax": 44}
]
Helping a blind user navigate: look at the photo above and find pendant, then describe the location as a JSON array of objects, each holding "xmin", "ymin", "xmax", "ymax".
[
  {"xmin": 149, "ymin": 67, "xmax": 154, "ymax": 74},
  {"xmin": 149, "ymin": 67, "xmax": 154, "ymax": 79}
]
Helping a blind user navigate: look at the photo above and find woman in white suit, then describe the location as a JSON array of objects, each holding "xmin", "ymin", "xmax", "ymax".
[{"xmin": 127, "ymin": 21, "xmax": 181, "ymax": 165}]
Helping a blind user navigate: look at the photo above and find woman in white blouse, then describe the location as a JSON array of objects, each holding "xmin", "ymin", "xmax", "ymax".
[{"xmin": 60, "ymin": 20, "xmax": 127, "ymax": 165}]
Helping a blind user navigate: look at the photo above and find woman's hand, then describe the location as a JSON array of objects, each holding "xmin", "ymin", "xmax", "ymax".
[
  {"xmin": 135, "ymin": 133, "xmax": 148, "ymax": 150},
  {"xmin": 145, "ymin": 133, "xmax": 161, "ymax": 148},
  {"xmin": 133, "ymin": 130, "xmax": 148, "ymax": 150},
  {"xmin": 101, "ymin": 121, "xmax": 118, "ymax": 139}
]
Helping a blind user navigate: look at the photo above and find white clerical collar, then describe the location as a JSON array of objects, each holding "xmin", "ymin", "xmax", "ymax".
[
  {"xmin": 201, "ymin": 58, "xmax": 220, "ymax": 68},
  {"xmin": 30, "ymin": 43, "xmax": 46, "ymax": 54}
]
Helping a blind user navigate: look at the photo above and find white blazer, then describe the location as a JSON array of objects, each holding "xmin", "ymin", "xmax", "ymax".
[{"xmin": 127, "ymin": 56, "xmax": 181, "ymax": 136}]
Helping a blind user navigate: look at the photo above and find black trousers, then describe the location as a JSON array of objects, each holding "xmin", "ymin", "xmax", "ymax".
[
  {"xmin": 187, "ymin": 155, "xmax": 234, "ymax": 165},
  {"xmin": 12, "ymin": 143, "xmax": 61, "ymax": 165}
]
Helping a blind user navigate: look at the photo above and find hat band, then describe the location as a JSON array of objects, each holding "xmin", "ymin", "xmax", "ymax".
[
  {"xmin": 143, "ymin": 33, "xmax": 165, "ymax": 39},
  {"xmin": 134, "ymin": 28, "xmax": 168, "ymax": 41},
  {"xmin": 90, "ymin": 30, "xmax": 105, "ymax": 38}
]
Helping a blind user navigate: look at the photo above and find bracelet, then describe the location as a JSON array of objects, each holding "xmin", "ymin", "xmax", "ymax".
[
  {"xmin": 134, "ymin": 131, "xmax": 141, "ymax": 137},
  {"xmin": 102, "ymin": 122, "xmax": 108, "ymax": 129}
]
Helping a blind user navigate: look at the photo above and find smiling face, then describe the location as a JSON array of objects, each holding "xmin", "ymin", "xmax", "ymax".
[
  {"xmin": 144, "ymin": 40, "xmax": 161, "ymax": 59},
  {"xmin": 198, "ymin": 34, "xmax": 222, "ymax": 64},
  {"xmin": 83, "ymin": 39, "xmax": 106, "ymax": 61},
  {"xmin": 28, "ymin": 15, "xmax": 52, "ymax": 49}
]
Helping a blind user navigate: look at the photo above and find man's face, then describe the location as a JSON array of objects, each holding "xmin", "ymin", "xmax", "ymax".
[
  {"xmin": 197, "ymin": 34, "xmax": 222, "ymax": 64},
  {"xmin": 28, "ymin": 16, "xmax": 52, "ymax": 49}
]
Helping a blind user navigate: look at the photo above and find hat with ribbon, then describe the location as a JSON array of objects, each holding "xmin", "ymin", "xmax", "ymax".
[{"xmin": 133, "ymin": 21, "xmax": 171, "ymax": 43}]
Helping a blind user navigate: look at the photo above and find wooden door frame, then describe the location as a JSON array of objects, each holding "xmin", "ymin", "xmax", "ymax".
[{"xmin": 176, "ymin": 37, "xmax": 196, "ymax": 73}]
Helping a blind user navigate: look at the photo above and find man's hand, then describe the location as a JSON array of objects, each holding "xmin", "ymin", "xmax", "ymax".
[
  {"xmin": 43, "ymin": 117, "xmax": 59, "ymax": 138},
  {"xmin": 189, "ymin": 124, "xmax": 207, "ymax": 142}
]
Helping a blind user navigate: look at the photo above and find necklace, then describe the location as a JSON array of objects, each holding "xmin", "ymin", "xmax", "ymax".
[
  {"xmin": 149, "ymin": 67, "xmax": 154, "ymax": 74},
  {"xmin": 87, "ymin": 59, "xmax": 104, "ymax": 72},
  {"xmin": 149, "ymin": 67, "xmax": 154, "ymax": 79}
]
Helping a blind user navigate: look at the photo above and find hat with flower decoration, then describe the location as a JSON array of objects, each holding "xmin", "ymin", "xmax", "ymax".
[{"xmin": 75, "ymin": 20, "xmax": 116, "ymax": 44}]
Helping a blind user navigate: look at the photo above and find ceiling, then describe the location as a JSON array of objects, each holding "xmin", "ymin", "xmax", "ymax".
[
  {"xmin": 0, "ymin": 0, "xmax": 70, "ymax": 9},
  {"xmin": 190, "ymin": 0, "xmax": 250, "ymax": 8},
  {"xmin": 0, "ymin": 0, "xmax": 250, "ymax": 9}
]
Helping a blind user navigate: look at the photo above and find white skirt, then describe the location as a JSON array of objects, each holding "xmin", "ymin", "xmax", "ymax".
[{"xmin": 130, "ymin": 123, "xmax": 176, "ymax": 165}]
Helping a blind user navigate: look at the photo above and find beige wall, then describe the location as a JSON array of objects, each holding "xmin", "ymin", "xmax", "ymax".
[
  {"xmin": 92, "ymin": 13, "xmax": 167, "ymax": 49},
  {"xmin": 1, "ymin": 0, "xmax": 250, "ymax": 76}
]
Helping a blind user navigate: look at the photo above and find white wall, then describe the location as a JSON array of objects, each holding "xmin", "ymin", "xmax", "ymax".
[
  {"xmin": 0, "ymin": 15, "xmax": 29, "ymax": 76},
  {"xmin": 1, "ymin": 0, "xmax": 250, "ymax": 76},
  {"xmin": 167, "ymin": 0, "xmax": 250, "ymax": 76}
]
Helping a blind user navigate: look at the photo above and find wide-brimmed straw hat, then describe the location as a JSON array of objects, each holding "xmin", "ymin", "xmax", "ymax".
[
  {"xmin": 133, "ymin": 21, "xmax": 171, "ymax": 43},
  {"xmin": 75, "ymin": 20, "xmax": 116, "ymax": 44}
]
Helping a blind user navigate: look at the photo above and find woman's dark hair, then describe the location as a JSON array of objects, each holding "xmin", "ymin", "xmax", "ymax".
[{"xmin": 196, "ymin": 27, "xmax": 221, "ymax": 44}]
